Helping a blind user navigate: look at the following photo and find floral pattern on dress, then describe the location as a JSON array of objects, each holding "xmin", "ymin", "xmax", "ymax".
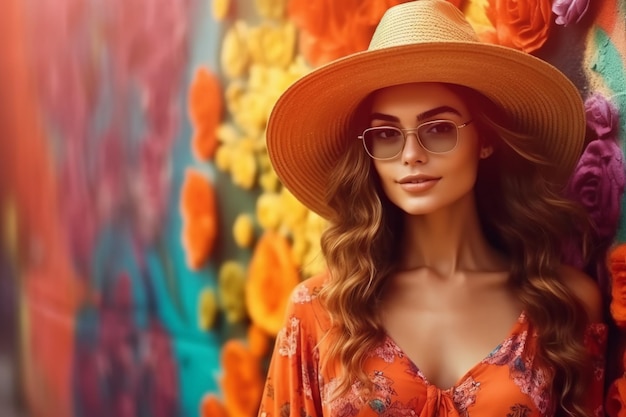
[
  {"xmin": 453, "ymin": 376, "xmax": 481, "ymax": 415},
  {"xmin": 277, "ymin": 316, "xmax": 300, "ymax": 357},
  {"xmin": 371, "ymin": 338, "xmax": 405, "ymax": 363},
  {"xmin": 323, "ymin": 377, "xmax": 362, "ymax": 417},
  {"xmin": 507, "ymin": 403, "xmax": 532, "ymax": 417},
  {"xmin": 292, "ymin": 283, "xmax": 320, "ymax": 304},
  {"xmin": 260, "ymin": 276, "xmax": 608, "ymax": 417},
  {"xmin": 483, "ymin": 330, "xmax": 551, "ymax": 414}
]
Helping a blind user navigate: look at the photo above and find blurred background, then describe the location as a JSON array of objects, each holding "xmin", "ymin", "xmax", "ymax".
[{"xmin": 0, "ymin": 0, "xmax": 625, "ymax": 416}]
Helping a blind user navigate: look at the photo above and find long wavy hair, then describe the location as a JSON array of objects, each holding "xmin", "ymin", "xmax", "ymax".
[{"xmin": 319, "ymin": 83, "xmax": 593, "ymax": 416}]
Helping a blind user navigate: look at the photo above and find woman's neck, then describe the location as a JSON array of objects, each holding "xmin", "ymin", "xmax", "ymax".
[{"xmin": 398, "ymin": 197, "xmax": 507, "ymax": 278}]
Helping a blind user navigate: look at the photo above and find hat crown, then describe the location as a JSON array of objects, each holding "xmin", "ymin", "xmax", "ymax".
[{"xmin": 369, "ymin": 0, "xmax": 479, "ymax": 50}]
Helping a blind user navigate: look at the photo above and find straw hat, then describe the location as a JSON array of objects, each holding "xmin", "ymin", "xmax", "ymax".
[{"xmin": 266, "ymin": 0, "xmax": 586, "ymax": 219}]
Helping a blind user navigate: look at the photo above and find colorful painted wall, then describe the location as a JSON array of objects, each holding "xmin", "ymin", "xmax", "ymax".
[{"xmin": 0, "ymin": 0, "xmax": 625, "ymax": 416}]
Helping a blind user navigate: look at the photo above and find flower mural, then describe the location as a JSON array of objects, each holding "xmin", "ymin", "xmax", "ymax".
[
  {"xmin": 189, "ymin": 67, "xmax": 224, "ymax": 161},
  {"xmin": 246, "ymin": 232, "xmax": 300, "ymax": 336},
  {"xmin": 180, "ymin": 169, "xmax": 219, "ymax": 270},
  {"xmin": 564, "ymin": 93, "xmax": 626, "ymax": 295},
  {"xmin": 552, "ymin": 0, "xmax": 591, "ymax": 26},
  {"xmin": 288, "ymin": 0, "xmax": 413, "ymax": 66},
  {"xmin": 74, "ymin": 274, "xmax": 179, "ymax": 417},
  {"xmin": 5, "ymin": 0, "xmax": 626, "ymax": 416},
  {"xmin": 483, "ymin": 0, "xmax": 553, "ymax": 52}
]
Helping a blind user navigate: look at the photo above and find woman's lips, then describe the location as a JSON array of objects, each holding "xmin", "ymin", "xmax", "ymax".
[{"xmin": 398, "ymin": 175, "xmax": 440, "ymax": 192}]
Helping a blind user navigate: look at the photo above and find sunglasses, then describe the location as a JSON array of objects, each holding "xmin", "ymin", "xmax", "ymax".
[{"xmin": 358, "ymin": 119, "xmax": 473, "ymax": 160}]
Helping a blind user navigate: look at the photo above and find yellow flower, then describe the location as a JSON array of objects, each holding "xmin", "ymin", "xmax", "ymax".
[
  {"xmin": 216, "ymin": 122, "xmax": 240, "ymax": 144},
  {"xmin": 214, "ymin": 123, "xmax": 241, "ymax": 173},
  {"xmin": 254, "ymin": 0, "xmax": 287, "ymax": 20},
  {"xmin": 259, "ymin": 170, "xmax": 279, "ymax": 193},
  {"xmin": 247, "ymin": 22, "xmax": 296, "ymax": 68},
  {"xmin": 301, "ymin": 244, "xmax": 325, "ymax": 277},
  {"xmin": 198, "ymin": 288, "xmax": 218, "ymax": 330},
  {"xmin": 233, "ymin": 214, "xmax": 255, "ymax": 248},
  {"xmin": 464, "ymin": 0, "xmax": 495, "ymax": 33},
  {"xmin": 218, "ymin": 261, "xmax": 247, "ymax": 323},
  {"xmin": 230, "ymin": 147, "xmax": 257, "ymax": 190},
  {"xmin": 214, "ymin": 145, "xmax": 232, "ymax": 172},
  {"xmin": 279, "ymin": 187, "xmax": 309, "ymax": 230},
  {"xmin": 290, "ymin": 231, "xmax": 309, "ymax": 267},
  {"xmin": 225, "ymin": 80, "xmax": 246, "ymax": 116},
  {"xmin": 231, "ymin": 90, "xmax": 269, "ymax": 137},
  {"xmin": 301, "ymin": 211, "xmax": 327, "ymax": 277},
  {"xmin": 211, "ymin": 0, "xmax": 231, "ymax": 21},
  {"xmin": 256, "ymin": 192, "xmax": 282, "ymax": 231},
  {"xmin": 221, "ymin": 21, "xmax": 250, "ymax": 79},
  {"xmin": 305, "ymin": 211, "xmax": 328, "ymax": 242},
  {"xmin": 258, "ymin": 149, "xmax": 280, "ymax": 192}
]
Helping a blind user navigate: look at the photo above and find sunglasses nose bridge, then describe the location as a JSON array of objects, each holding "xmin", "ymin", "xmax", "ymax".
[
  {"xmin": 398, "ymin": 127, "xmax": 429, "ymax": 158},
  {"xmin": 401, "ymin": 127, "xmax": 422, "ymax": 148}
]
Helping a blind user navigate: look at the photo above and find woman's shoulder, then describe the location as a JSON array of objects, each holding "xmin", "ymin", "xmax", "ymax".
[
  {"xmin": 289, "ymin": 272, "xmax": 328, "ymax": 305},
  {"xmin": 557, "ymin": 264, "xmax": 604, "ymax": 323},
  {"xmin": 284, "ymin": 271, "xmax": 331, "ymax": 330}
]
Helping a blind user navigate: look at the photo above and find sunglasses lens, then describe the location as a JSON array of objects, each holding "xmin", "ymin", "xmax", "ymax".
[
  {"xmin": 418, "ymin": 120, "xmax": 458, "ymax": 153},
  {"xmin": 363, "ymin": 127, "xmax": 404, "ymax": 159},
  {"xmin": 362, "ymin": 121, "xmax": 460, "ymax": 159}
]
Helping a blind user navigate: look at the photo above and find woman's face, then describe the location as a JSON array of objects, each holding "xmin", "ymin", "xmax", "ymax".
[{"xmin": 367, "ymin": 82, "xmax": 489, "ymax": 216}]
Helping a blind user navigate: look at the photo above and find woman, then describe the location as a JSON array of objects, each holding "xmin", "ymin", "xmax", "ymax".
[{"xmin": 259, "ymin": 1, "xmax": 607, "ymax": 416}]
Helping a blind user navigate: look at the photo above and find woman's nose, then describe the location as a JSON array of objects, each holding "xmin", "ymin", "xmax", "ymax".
[{"xmin": 401, "ymin": 131, "xmax": 429, "ymax": 165}]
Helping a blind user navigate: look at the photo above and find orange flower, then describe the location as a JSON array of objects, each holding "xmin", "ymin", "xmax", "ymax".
[
  {"xmin": 247, "ymin": 323, "xmax": 270, "ymax": 358},
  {"xmin": 606, "ymin": 376, "xmax": 626, "ymax": 417},
  {"xmin": 200, "ymin": 394, "xmax": 229, "ymax": 417},
  {"xmin": 246, "ymin": 231, "xmax": 300, "ymax": 335},
  {"xmin": 609, "ymin": 243, "xmax": 626, "ymax": 329},
  {"xmin": 188, "ymin": 67, "xmax": 223, "ymax": 160},
  {"xmin": 221, "ymin": 339, "xmax": 264, "ymax": 417},
  {"xmin": 288, "ymin": 0, "xmax": 412, "ymax": 66},
  {"xmin": 484, "ymin": 0, "xmax": 552, "ymax": 53},
  {"xmin": 180, "ymin": 169, "xmax": 218, "ymax": 270},
  {"xmin": 606, "ymin": 348, "xmax": 626, "ymax": 417}
]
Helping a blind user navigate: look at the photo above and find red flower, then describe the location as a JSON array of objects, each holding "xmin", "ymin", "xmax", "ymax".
[
  {"xmin": 188, "ymin": 67, "xmax": 223, "ymax": 160},
  {"xmin": 484, "ymin": 0, "xmax": 552, "ymax": 53},
  {"xmin": 221, "ymin": 340, "xmax": 264, "ymax": 417},
  {"xmin": 180, "ymin": 169, "xmax": 219, "ymax": 270},
  {"xmin": 288, "ymin": 0, "xmax": 413, "ymax": 66}
]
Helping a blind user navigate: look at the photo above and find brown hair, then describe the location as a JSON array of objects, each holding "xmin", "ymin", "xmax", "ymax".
[{"xmin": 319, "ymin": 84, "xmax": 592, "ymax": 416}]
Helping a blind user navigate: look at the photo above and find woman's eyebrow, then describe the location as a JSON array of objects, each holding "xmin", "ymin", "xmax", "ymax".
[
  {"xmin": 369, "ymin": 105, "xmax": 462, "ymax": 123},
  {"xmin": 416, "ymin": 106, "xmax": 462, "ymax": 122}
]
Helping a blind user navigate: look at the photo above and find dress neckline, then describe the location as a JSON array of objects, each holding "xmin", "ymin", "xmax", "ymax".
[{"xmin": 383, "ymin": 311, "xmax": 527, "ymax": 392}]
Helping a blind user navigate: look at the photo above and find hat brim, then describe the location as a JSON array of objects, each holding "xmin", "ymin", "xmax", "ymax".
[{"xmin": 267, "ymin": 42, "xmax": 586, "ymax": 219}]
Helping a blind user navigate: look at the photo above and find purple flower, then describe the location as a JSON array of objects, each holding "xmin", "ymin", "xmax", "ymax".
[
  {"xmin": 563, "ymin": 93, "xmax": 625, "ymax": 295},
  {"xmin": 585, "ymin": 93, "xmax": 620, "ymax": 139},
  {"xmin": 552, "ymin": 0, "xmax": 590, "ymax": 26},
  {"xmin": 567, "ymin": 139, "xmax": 625, "ymax": 241},
  {"xmin": 566, "ymin": 94, "xmax": 625, "ymax": 242}
]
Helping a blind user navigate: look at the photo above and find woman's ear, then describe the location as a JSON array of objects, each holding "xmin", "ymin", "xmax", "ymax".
[{"xmin": 479, "ymin": 145, "xmax": 494, "ymax": 159}]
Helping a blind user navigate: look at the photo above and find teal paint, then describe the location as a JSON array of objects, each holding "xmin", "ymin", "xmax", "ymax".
[{"xmin": 591, "ymin": 27, "xmax": 626, "ymax": 242}]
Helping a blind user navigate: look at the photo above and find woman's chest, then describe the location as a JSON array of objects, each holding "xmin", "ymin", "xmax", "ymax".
[{"xmin": 319, "ymin": 329, "xmax": 553, "ymax": 417}]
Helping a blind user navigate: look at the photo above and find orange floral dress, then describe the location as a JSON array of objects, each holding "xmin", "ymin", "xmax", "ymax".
[{"xmin": 258, "ymin": 274, "xmax": 608, "ymax": 417}]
